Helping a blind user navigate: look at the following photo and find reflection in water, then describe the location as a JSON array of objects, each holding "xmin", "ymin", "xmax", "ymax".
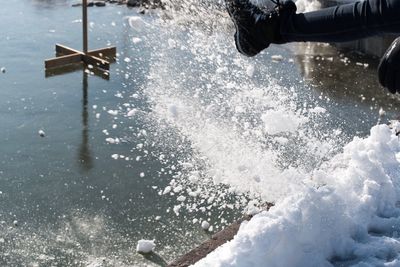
[
  {"xmin": 32, "ymin": 0, "xmax": 70, "ymax": 9},
  {"xmin": 290, "ymin": 42, "xmax": 400, "ymax": 107},
  {"xmin": 78, "ymin": 71, "xmax": 93, "ymax": 171},
  {"xmin": 45, "ymin": 63, "xmax": 111, "ymax": 172}
]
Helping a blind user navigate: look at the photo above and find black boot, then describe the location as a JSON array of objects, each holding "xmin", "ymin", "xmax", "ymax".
[
  {"xmin": 378, "ymin": 37, "xmax": 400, "ymax": 94},
  {"xmin": 225, "ymin": 0, "xmax": 296, "ymax": 57}
]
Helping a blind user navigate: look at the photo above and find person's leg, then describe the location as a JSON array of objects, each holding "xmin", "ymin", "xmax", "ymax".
[
  {"xmin": 282, "ymin": 0, "xmax": 400, "ymax": 43},
  {"xmin": 378, "ymin": 37, "xmax": 400, "ymax": 93}
]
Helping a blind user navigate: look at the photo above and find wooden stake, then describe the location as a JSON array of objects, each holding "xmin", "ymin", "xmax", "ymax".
[
  {"xmin": 44, "ymin": 0, "xmax": 116, "ymax": 78},
  {"xmin": 83, "ymin": 0, "xmax": 88, "ymax": 54}
]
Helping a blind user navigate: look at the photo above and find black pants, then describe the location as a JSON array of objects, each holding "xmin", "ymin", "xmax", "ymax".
[{"xmin": 282, "ymin": 0, "xmax": 400, "ymax": 43}]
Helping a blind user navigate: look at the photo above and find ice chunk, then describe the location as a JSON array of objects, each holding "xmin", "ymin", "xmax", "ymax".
[
  {"xmin": 132, "ymin": 37, "xmax": 142, "ymax": 44},
  {"xmin": 261, "ymin": 109, "xmax": 307, "ymax": 135},
  {"xmin": 246, "ymin": 64, "xmax": 255, "ymax": 77},
  {"xmin": 309, "ymin": 106, "xmax": 326, "ymax": 114},
  {"xmin": 136, "ymin": 239, "xmax": 155, "ymax": 254},
  {"xmin": 127, "ymin": 109, "xmax": 137, "ymax": 117},
  {"xmin": 201, "ymin": 220, "xmax": 210, "ymax": 230},
  {"xmin": 271, "ymin": 55, "xmax": 283, "ymax": 62},
  {"xmin": 177, "ymin": 195, "xmax": 186, "ymax": 202},
  {"xmin": 107, "ymin": 110, "xmax": 118, "ymax": 116},
  {"xmin": 38, "ymin": 129, "xmax": 45, "ymax": 137},
  {"xmin": 127, "ymin": 16, "xmax": 148, "ymax": 29}
]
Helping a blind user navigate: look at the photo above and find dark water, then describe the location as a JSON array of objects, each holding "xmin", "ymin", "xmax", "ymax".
[
  {"xmin": 0, "ymin": 1, "xmax": 214, "ymax": 266},
  {"xmin": 1, "ymin": 0, "xmax": 400, "ymax": 266}
]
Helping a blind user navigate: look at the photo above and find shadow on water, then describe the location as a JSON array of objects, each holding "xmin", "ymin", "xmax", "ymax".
[{"xmin": 141, "ymin": 252, "xmax": 169, "ymax": 267}]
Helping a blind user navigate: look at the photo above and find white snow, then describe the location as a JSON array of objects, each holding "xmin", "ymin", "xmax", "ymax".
[
  {"xmin": 105, "ymin": 138, "xmax": 120, "ymax": 144},
  {"xmin": 117, "ymin": 4, "xmax": 400, "ymax": 266},
  {"xmin": 38, "ymin": 130, "xmax": 45, "ymax": 137},
  {"xmin": 127, "ymin": 108, "xmax": 137, "ymax": 117},
  {"xmin": 177, "ymin": 195, "xmax": 186, "ymax": 202},
  {"xmin": 136, "ymin": 239, "xmax": 156, "ymax": 254},
  {"xmin": 245, "ymin": 64, "xmax": 255, "ymax": 77},
  {"xmin": 309, "ymin": 106, "xmax": 327, "ymax": 114},
  {"xmin": 132, "ymin": 37, "xmax": 142, "ymax": 44},
  {"xmin": 271, "ymin": 54, "xmax": 283, "ymax": 62},
  {"xmin": 201, "ymin": 220, "xmax": 210, "ymax": 230},
  {"xmin": 107, "ymin": 110, "xmax": 118, "ymax": 116},
  {"xmin": 126, "ymin": 16, "xmax": 149, "ymax": 30},
  {"xmin": 194, "ymin": 125, "xmax": 400, "ymax": 267},
  {"xmin": 379, "ymin": 107, "xmax": 386, "ymax": 116},
  {"xmin": 261, "ymin": 109, "xmax": 308, "ymax": 135}
]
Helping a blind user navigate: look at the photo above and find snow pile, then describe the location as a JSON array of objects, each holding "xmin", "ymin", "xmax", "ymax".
[{"xmin": 194, "ymin": 125, "xmax": 400, "ymax": 267}]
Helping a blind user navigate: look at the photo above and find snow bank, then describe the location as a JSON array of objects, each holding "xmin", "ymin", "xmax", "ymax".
[{"xmin": 194, "ymin": 125, "xmax": 400, "ymax": 267}]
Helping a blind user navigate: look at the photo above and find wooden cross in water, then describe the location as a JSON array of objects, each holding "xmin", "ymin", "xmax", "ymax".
[{"xmin": 45, "ymin": 0, "xmax": 116, "ymax": 79}]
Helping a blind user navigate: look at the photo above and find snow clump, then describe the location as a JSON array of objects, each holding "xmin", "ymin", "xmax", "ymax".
[{"xmin": 136, "ymin": 239, "xmax": 156, "ymax": 254}]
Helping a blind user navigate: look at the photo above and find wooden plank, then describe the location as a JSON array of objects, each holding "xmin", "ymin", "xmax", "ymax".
[
  {"xmin": 88, "ymin": 47, "xmax": 117, "ymax": 62},
  {"xmin": 83, "ymin": 55, "xmax": 110, "ymax": 70},
  {"xmin": 45, "ymin": 62, "xmax": 109, "ymax": 80},
  {"xmin": 55, "ymin": 44, "xmax": 81, "ymax": 56},
  {"xmin": 89, "ymin": 67, "xmax": 110, "ymax": 80},
  {"xmin": 56, "ymin": 44, "xmax": 116, "ymax": 62},
  {"xmin": 45, "ymin": 62, "xmax": 84, "ymax": 78},
  {"xmin": 45, "ymin": 53, "xmax": 82, "ymax": 69}
]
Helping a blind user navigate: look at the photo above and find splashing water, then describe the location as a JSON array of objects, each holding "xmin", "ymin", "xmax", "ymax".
[
  {"xmin": 122, "ymin": 0, "xmax": 345, "ymax": 206},
  {"xmin": 116, "ymin": 1, "xmax": 400, "ymax": 266}
]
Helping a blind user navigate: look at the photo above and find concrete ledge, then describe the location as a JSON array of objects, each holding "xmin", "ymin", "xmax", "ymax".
[{"xmin": 168, "ymin": 203, "xmax": 274, "ymax": 267}]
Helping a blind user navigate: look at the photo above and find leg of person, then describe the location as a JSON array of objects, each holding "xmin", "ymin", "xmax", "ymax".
[
  {"xmin": 225, "ymin": 0, "xmax": 297, "ymax": 57},
  {"xmin": 282, "ymin": 0, "xmax": 400, "ymax": 93},
  {"xmin": 282, "ymin": 0, "xmax": 400, "ymax": 42},
  {"xmin": 225, "ymin": 0, "xmax": 400, "ymax": 55},
  {"xmin": 378, "ymin": 37, "xmax": 400, "ymax": 93}
]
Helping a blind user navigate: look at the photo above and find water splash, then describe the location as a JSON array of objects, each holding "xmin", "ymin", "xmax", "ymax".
[{"xmin": 120, "ymin": 1, "xmax": 346, "ymax": 212}]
